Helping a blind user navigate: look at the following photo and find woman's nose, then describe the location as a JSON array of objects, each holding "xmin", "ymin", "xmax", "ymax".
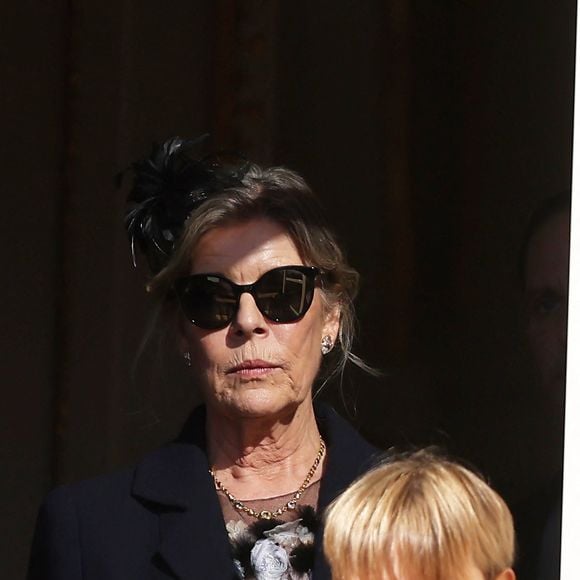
[{"xmin": 231, "ymin": 292, "xmax": 268, "ymax": 336}]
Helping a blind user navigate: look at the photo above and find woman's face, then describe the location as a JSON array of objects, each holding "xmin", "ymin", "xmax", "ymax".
[{"xmin": 180, "ymin": 217, "xmax": 340, "ymax": 420}]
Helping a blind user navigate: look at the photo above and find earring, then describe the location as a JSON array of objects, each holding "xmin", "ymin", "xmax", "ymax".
[
  {"xmin": 321, "ymin": 335, "xmax": 333, "ymax": 355},
  {"xmin": 183, "ymin": 352, "xmax": 191, "ymax": 367}
]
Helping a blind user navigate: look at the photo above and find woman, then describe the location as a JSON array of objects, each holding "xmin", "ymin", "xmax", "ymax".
[{"xmin": 28, "ymin": 137, "xmax": 379, "ymax": 579}]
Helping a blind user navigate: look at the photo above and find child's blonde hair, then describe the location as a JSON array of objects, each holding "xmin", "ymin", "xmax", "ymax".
[{"xmin": 323, "ymin": 449, "xmax": 515, "ymax": 580}]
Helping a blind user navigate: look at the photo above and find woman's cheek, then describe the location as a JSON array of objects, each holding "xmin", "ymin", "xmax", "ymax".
[{"xmin": 277, "ymin": 329, "xmax": 322, "ymax": 387}]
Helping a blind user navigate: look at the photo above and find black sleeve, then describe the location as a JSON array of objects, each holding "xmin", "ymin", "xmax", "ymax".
[{"xmin": 27, "ymin": 487, "xmax": 83, "ymax": 580}]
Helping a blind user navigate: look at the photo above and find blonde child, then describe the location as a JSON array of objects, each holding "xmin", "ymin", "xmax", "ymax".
[{"xmin": 324, "ymin": 449, "xmax": 516, "ymax": 580}]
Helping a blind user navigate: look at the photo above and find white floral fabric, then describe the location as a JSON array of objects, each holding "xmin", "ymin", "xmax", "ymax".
[
  {"xmin": 219, "ymin": 480, "xmax": 321, "ymax": 579},
  {"xmin": 228, "ymin": 517, "xmax": 315, "ymax": 580}
]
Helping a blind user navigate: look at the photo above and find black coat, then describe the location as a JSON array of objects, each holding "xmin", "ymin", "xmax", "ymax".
[{"xmin": 28, "ymin": 404, "xmax": 379, "ymax": 579}]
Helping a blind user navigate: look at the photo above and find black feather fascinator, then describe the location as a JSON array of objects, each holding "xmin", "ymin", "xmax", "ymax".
[{"xmin": 123, "ymin": 135, "xmax": 249, "ymax": 274}]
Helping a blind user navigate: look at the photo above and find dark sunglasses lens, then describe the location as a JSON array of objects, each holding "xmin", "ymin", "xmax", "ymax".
[
  {"xmin": 177, "ymin": 275, "xmax": 237, "ymax": 329},
  {"xmin": 255, "ymin": 267, "xmax": 315, "ymax": 323}
]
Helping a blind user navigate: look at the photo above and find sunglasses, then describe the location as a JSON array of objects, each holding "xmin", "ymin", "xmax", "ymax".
[{"xmin": 174, "ymin": 265, "xmax": 321, "ymax": 330}]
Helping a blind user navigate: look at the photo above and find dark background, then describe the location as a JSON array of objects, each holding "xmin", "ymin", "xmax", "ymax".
[{"xmin": 2, "ymin": 1, "xmax": 575, "ymax": 577}]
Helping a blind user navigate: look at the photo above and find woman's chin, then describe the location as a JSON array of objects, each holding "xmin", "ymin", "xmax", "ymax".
[{"xmin": 216, "ymin": 387, "xmax": 305, "ymax": 421}]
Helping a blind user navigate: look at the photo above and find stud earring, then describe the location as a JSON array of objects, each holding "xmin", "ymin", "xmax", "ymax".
[
  {"xmin": 321, "ymin": 335, "xmax": 333, "ymax": 355},
  {"xmin": 183, "ymin": 352, "xmax": 191, "ymax": 367}
]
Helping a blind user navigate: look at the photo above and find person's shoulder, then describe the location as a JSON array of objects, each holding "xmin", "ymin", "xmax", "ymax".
[
  {"xmin": 29, "ymin": 447, "xmax": 189, "ymax": 579},
  {"xmin": 41, "ymin": 440, "xmax": 184, "ymax": 507},
  {"xmin": 40, "ymin": 463, "xmax": 136, "ymax": 514}
]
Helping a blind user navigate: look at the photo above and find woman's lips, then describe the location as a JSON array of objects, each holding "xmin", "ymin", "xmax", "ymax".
[{"xmin": 226, "ymin": 359, "xmax": 280, "ymax": 378}]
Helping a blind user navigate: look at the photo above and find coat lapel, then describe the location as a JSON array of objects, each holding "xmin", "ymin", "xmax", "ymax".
[
  {"xmin": 132, "ymin": 408, "xmax": 236, "ymax": 579},
  {"xmin": 156, "ymin": 488, "xmax": 234, "ymax": 579}
]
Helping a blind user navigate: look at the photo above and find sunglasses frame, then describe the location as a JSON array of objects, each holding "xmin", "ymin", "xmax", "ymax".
[{"xmin": 173, "ymin": 265, "xmax": 322, "ymax": 330}]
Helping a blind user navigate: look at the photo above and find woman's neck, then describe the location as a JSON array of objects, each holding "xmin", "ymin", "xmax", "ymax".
[{"xmin": 206, "ymin": 401, "xmax": 324, "ymax": 500}]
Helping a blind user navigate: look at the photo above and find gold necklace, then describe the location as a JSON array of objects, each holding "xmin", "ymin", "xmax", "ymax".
[{"xmin": 209, "ymin": 436, "xmax": 326, "ymax": 520}]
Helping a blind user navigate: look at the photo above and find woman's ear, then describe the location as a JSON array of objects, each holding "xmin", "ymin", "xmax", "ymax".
[
  {"xmin": 322, "ymin": 302, "xmax": 341, "ymax": 345},
  {"xmin": 495, "ymin": 568, "xmax": 516, "ymax": 580}
]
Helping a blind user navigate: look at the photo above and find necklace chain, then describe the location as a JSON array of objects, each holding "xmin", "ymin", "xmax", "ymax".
[{"xmin": 209, "ymin": 436, "xmax": 326, "ymax": 520}]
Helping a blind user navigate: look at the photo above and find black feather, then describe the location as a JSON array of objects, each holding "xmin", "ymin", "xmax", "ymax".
[
  {"xmin": 290, "ymin": 543, "xmax": 316, "ymax": 573},
  {"xmin": 122, "ymin": 135, "xmax": 249, "ymax": 274},
  {"xmin": 296, "ymin": 505, "xmax": 320, "ymax": 534},
  {"xmin": 231, "ymin": 536, "xmax": 254, "ymax": 575}
]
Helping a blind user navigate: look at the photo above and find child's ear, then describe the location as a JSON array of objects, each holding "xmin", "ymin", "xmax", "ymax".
[{"xmin": 495, "ymin": 568, "xmax": 516, "ymax": 580}]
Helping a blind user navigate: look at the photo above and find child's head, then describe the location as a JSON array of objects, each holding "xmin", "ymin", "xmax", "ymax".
[{"xmin": 323, "ymin": 449, "xmax": 515, "ymax": 580}]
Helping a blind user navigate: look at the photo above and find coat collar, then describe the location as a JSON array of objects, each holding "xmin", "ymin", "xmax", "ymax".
[
  {"xmin": 132, "ymin": 406, "xmax": 208, "ymax": 509},
  {"xmin": 132, "ymin": 404, "xmax": 379, "ymax": 579},
  {"xmin": 132, "ymin": 407, "xmax": 235, "ymax": 578}
]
